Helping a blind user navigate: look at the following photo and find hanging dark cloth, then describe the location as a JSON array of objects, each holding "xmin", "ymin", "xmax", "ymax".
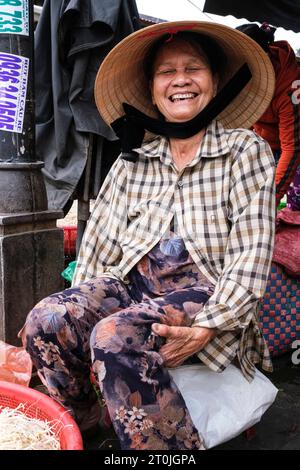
[
  {"xmin": 203, "ymin": 0, "xmax": 300, "ymax": 33},
  {"xmin": 35, "ymin": 0, "xmax": 140, "ymax": 210}
]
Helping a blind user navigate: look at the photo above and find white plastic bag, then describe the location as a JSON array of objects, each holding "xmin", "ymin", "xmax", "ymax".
[{"xmin": 169, "ymin": 363, "xmax": 278, "ymax": 449}]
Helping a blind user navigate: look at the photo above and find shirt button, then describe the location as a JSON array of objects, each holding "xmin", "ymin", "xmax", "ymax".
[{"xmin": 178, "ymin": 180, "xmax": 183, "ymax": 187}]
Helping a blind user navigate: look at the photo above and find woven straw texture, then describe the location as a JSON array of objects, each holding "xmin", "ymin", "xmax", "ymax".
[{"xmin": 95, "ymin": 20, "xmax": 275, "ymax": 131}]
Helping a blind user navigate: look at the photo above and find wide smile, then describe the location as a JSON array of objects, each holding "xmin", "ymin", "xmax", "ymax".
[{"xmin": 169, "ymin": 92, "xmax": 198, "ymax": 102}]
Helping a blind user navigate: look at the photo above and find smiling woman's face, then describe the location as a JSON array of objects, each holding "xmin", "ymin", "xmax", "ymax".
[{"xmin": 151, "ymin": 39, "xmax": 218, "ymax": 123}]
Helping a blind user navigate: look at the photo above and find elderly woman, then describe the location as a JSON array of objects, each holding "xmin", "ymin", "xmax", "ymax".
[{"xmin": 20, "ymin": 21, "xmax": 276, "ymax": 450}]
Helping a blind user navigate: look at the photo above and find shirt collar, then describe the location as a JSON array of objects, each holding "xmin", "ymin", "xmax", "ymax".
[{"xmin": 136, "ymin": 120, "xmax": 231, "ymax": 163}]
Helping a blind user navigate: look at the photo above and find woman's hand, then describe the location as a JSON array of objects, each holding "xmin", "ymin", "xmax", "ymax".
[{"xmin": 151, "ymin": 323, "xmax": 216, "ymax": 368}]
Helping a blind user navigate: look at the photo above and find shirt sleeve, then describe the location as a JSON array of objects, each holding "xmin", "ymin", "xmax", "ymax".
[
  {"xmin": 72, "ymin": 156, "xmax": 127, "ymax": 285},
  {"xmin": 192, "ymin": 138, "xmax": 276, "ymax": 331},
  {"xmin": 274, "ymin": 87, "xmax": 300, "ymax": 205}
]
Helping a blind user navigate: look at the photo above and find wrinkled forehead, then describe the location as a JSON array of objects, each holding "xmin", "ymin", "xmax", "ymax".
[{"xmin": 152, "ymin": 38, "xmax": 211, "ymax": 69}]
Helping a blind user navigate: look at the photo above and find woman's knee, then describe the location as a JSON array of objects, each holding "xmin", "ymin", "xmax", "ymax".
[
  {"xmin": 90, "ymin": 315, "xmax": 118, "ymax": 354},
  {"xmin": 90, "ymin": 305, "xmax": 160, "ymax": 355},
  {"xmin": 18, "ymin": 294, "xmax": 68, "ymax": 350}
]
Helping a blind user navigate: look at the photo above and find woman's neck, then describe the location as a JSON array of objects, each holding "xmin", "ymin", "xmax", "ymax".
[{"xmin": 169, "ymin": 129, "xmax": 205, "ymax": 171}]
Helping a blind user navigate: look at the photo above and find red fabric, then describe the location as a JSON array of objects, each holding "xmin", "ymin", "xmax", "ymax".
[
  {"xmin": 273, "ymin": 207, "xmax": 300, "ymax": 277},
  {"xmin": 253, "ymin": 41, "xmax": 300, "ymax": 205}
]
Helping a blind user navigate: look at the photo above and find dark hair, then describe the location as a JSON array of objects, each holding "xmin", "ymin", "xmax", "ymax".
[
  {"xmin": 143, "ymin": 31, "xmax": 227, "ymax": 80},
  {"xmin": 236, "ymin": 23, "xmax": 276, "ymax": 52}
]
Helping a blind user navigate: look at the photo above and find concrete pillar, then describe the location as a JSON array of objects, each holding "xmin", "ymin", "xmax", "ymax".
[{"xmin": 0, "ymin": 1, "xmax": 64, "ymax": 344}]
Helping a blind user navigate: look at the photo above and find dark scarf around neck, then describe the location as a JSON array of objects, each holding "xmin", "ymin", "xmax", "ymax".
[{"xmin": 111, "ymin": 63, "xmax": 252, "ymax": 162}]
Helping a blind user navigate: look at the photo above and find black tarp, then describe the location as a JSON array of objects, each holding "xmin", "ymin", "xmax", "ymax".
[
  {"xmin": 35, "ymin": 0, "xmax": 140, "ymax": 210},
  {"xmin": 203, "ymin": 0, "xmax": 300, "ymax": 33}
]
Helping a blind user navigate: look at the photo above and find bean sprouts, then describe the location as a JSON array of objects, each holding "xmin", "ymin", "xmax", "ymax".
[{"xmin": 0, "ymin": 404, "xmax": 61, "ymax": 450}]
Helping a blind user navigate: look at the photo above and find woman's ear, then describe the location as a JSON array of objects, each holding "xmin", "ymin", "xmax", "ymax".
[
  {"xmin": 150, "ymin": 80, "xmax": 156, "ymax": 105},
  {"xmin": 213, "ymin": 74, "xmax": 219, "ymax": 97}
]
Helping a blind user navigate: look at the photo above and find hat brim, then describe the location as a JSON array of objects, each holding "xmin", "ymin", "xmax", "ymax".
[{"xmin": 95, "ymin": 21, "xmax": 275, "ymax": 131}]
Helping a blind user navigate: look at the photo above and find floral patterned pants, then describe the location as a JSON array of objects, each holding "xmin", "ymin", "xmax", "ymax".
[{"xmin": 20, "ymin": 276, "xmax": 210, "ymax": 450}]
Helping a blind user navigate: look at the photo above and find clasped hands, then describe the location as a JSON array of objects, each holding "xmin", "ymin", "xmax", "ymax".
[{"xmin": 151, "ymin": 323, "xmax": 216, "ymax": 368}]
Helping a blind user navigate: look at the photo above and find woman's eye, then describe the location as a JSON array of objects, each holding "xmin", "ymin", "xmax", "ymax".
[
  {"xmin": 156, "ymin": 66, "xmax": 205, "ymax": 75},
  {"xmin": 160, "ymin": 69, "xmax": 175, "ymax": 75}
]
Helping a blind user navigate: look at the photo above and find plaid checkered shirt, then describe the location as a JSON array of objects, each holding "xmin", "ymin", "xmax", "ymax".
[{"xmin": 74, "ymin": 119, "xmax": 276, "ymax": 381}]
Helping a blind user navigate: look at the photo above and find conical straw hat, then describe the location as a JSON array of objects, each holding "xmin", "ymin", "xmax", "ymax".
[{"xmin": 95, "ymin": 20, "xmax": 275, "ymax": 131}]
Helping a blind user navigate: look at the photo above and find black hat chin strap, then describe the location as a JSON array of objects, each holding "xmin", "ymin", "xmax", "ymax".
[{"xmin": 111, "ymin": 63, "xmax": 252, "ymax": 162}]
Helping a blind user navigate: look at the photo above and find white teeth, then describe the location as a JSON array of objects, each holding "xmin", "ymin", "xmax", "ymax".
[{"xmin": 170, "ymin": 93, "xmax": 196, "ymax": 102}]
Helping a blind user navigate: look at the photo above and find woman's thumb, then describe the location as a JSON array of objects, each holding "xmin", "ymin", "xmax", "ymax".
[{"xmin": 152, "ymin": 323, "xmax": 168, "ymax": 336}]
